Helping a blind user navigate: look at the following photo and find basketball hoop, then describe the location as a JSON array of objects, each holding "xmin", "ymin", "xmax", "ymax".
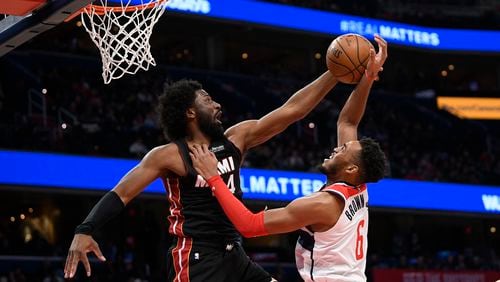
[{"xmin": 69, "ymin": 0, "xmax": 168, "ymax": 84}]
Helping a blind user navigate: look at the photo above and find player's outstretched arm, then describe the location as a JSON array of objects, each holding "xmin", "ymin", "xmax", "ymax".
[
  {"xmin": 189, "ymin": 144, "xmax": 340, "ymax": 237},
  {"xmin": 225, "ymin": 71, "xmax": 338, "ymax": 153},
  {"xmin": 64, "ymin": 145, "xmax": 175, "ymax": 279},
  {"xmin": 337, "ymin": 34, "xmax": 387, "ymax": 146}
]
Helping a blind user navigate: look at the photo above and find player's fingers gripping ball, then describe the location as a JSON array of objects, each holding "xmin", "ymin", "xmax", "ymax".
[{"xmin": 326, "ymin": 33, "xmax": 374, "ymax": 84}]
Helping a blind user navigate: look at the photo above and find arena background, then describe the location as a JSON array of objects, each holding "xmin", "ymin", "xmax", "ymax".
[{"xmin": 0, "ymin": 0, "xmax": 499, "ymax": 281}]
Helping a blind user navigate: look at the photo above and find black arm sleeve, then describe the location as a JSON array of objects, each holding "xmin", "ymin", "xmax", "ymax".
[{"xmin": 74, "ymin": 191, "xmax": 125, "ymax": 235}]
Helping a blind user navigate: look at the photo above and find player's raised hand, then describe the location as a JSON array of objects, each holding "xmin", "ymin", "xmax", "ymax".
[
  {"xmin": 64, "ymin": 234, "xmax": 106, "ymax": 279},
  {"xmin": 365, "ymin": 34, "xmax": 388, "ymax": 81},
  {"xmin": 189, "ymin": 144, "xmax": 219, "ymax": 180}
]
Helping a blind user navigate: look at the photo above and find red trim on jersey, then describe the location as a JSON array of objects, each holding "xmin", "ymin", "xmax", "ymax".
[
  {"xmin": 171, "ymin": 237, "xmax": 193, "ymax": 282},
  {"xmin": 322, "ymin": 183, "xmax": 367, "ymax": 199},
  {"xmin": 164, "ymin": 177, "xmax": 184, "ymax": 236}
]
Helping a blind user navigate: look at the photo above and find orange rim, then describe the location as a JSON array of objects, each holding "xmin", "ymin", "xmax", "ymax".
[{"xmin": 65, "ymin": 0, "xmax": 167, "ymax": 22}]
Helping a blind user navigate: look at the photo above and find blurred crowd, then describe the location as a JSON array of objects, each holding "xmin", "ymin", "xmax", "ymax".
[
  {"xmin": 0, "ymin": 3, "xmax": 499, "ymax": 280},
  {"xmin": 1, "ymin": 198, "xmax": 498, "ymax": 282},
  {"xmin": 368, "ymin": 232, "xmax": 500, "ymax": 271},
  {"xmin": 1, "ymin": 59, "xmax": 498, "ymax": 281},
  {"xmin": 0, "ymin": 196, "xmax": 168, "ymax": 282},
  {"xmin": 1, "ymin": 55, "xmax": 499, "ymax": 186}
]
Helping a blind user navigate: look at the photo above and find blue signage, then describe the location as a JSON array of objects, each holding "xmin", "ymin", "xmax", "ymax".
[
  {"xmin": 115, "ymin": 0, "xmax": 500, "ymax": 52},
  {"xmin": 1, "ymin": 150, "xmax": 499, "ymax": 214},
  {"xmin": 240, "ymin": 168, "xmax": 325, "ymax": 201}
]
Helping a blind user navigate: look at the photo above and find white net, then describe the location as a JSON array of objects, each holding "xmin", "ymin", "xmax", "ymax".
[{"xmin": 81, "ymin": 0, "xmax": 167, "ymax": 84}]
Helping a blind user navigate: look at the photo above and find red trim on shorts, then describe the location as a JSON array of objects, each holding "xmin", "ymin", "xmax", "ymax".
[
  {"xmin": 171, "ymin": 237, "xmax": 193, "ymax": 282},
  {"xmin": 171, "ymin": 238, "xmax": 181, "ymax": 280},
  {"xmin": 164, "ymin": 177, "xmax": 184, "ymax": 236},
  {"xmin": 322, "ymin": 183, "xmax": 367, "ymax": 199}
]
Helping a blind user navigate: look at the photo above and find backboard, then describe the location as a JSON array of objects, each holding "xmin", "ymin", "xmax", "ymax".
[{"xmin": 0, "ymin": 0, "xmax": 91, "ymax": 57}]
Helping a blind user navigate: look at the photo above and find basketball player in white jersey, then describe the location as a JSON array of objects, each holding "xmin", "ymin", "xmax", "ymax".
[{"xmin": 188, "ymin": 35, "xmax": 388, "ymax": 282}]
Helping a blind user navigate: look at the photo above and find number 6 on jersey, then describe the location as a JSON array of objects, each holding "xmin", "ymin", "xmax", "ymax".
[{"xmin": 355, "ymin": 219, "xmax": 365, "ymax": 260}]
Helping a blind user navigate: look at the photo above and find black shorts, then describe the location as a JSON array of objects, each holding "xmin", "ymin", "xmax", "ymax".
[{"xmin": 166, "ymin": 237, "xmax": 272, "ymax": 282}]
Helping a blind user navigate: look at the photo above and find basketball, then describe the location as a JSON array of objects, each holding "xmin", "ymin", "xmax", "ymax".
[{"xmin": 326, "ymin": 33, "xmax": 374, "ymax": 84}]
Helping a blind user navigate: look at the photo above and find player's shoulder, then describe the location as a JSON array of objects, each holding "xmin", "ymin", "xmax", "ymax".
[
  {"xmin": 225, "ymin": 119, "xmax": 257, "ymax": 137},
  {"xmin": 225, "ymin": 119, "xmax": 258, "ymax": 153},
  {"xmin": 142, "ymin": 143, "xmax": 182, "ymax": 167},
  {"xmin": 304, "ymin": 191, "xmax": 342, "ymax": 209},
  {"xmin": 322, "ymin": 182, "xmax": 367, "ymax": 200},
  {"xmin": 149, "ymin": 143, "xmax": 178, "ymax": 156}
]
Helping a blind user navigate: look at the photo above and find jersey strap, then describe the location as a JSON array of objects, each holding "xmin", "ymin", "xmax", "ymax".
[{"xmin": 173, "ymin": 139, "xmax": 198, "ymax": 176}]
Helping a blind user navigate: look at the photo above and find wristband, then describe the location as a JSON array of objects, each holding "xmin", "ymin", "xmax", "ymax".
[{"xmin": 75, "ymin": 191, "xmax": 125, "ymax": 235}]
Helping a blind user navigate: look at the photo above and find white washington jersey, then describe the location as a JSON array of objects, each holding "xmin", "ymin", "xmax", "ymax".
[{"xmin": 295, "ymin": 182, "xmax": 369, "ymax": 282}]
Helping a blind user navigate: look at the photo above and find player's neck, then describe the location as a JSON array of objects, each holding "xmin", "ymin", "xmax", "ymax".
[
  {"xmin": 186, "ymin": 130, "xmax": 211, "ymax": 145},
  {"xmin": 185, "ymin": 122, "xmax": 213, "ymax": 144},
  {"xmin": 327, "ymin": 174, "xmax": 358, "ymax": 187}
]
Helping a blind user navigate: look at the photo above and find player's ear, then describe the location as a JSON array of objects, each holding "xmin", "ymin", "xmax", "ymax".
[
  {"xmin": 345, "ymin": 164, "xmax": 359, "ymax": 175},
  {"xmin": 186, "ymin": 107, "xmax": 196, "ymax": 119}
]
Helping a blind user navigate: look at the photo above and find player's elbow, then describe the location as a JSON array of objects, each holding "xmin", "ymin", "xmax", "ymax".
[
  {"xmin": 294, "ymin": 108, "xmax": 309, "ymax": 120},
  {"xmin": 240, "ymin": 232, "xmax": 253, "ymax": 238},
  {"xmin": 239, "ymin": 229, "xmax": 262, "ymax": 238},
  {"xmin": 282, "ymin": 104, "xmax": 308, "ymax": 121},
  {"xmin": 237, "ymin": 225, "xmax": 258, "ymax": 238},
  {"xmin": 337, "ymin": 119, "xmax": 358, "ymax": 129},
  {"xmin": 232, "ymin": 210, "xmax": 269, "ymax": 238},
  {"xmin": 236, "ymin": 219, "xmax": 268, "ymax": 238}
]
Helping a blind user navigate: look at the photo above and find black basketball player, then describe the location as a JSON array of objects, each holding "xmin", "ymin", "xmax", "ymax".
[
  {"xmin": 64, "ymin": 71, "xmax": 340, "ymax": 281},
  {"xmin": 188, "ymin": 34, "xmax": 387, "ymax": 282}
]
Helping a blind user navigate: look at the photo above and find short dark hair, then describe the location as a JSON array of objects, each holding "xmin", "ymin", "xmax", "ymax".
[
  {"xmin": 358, "ymin": 137, "xmax": 387, "ymax": 183},
  {"xmin": 157, "ymin": 79, "xmax": 202, "ymax": 140}
]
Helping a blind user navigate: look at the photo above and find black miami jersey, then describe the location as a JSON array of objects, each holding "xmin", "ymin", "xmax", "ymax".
[{"xmin": 163, "ymin": 137, "xmax": 243, "ymax": 241}]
